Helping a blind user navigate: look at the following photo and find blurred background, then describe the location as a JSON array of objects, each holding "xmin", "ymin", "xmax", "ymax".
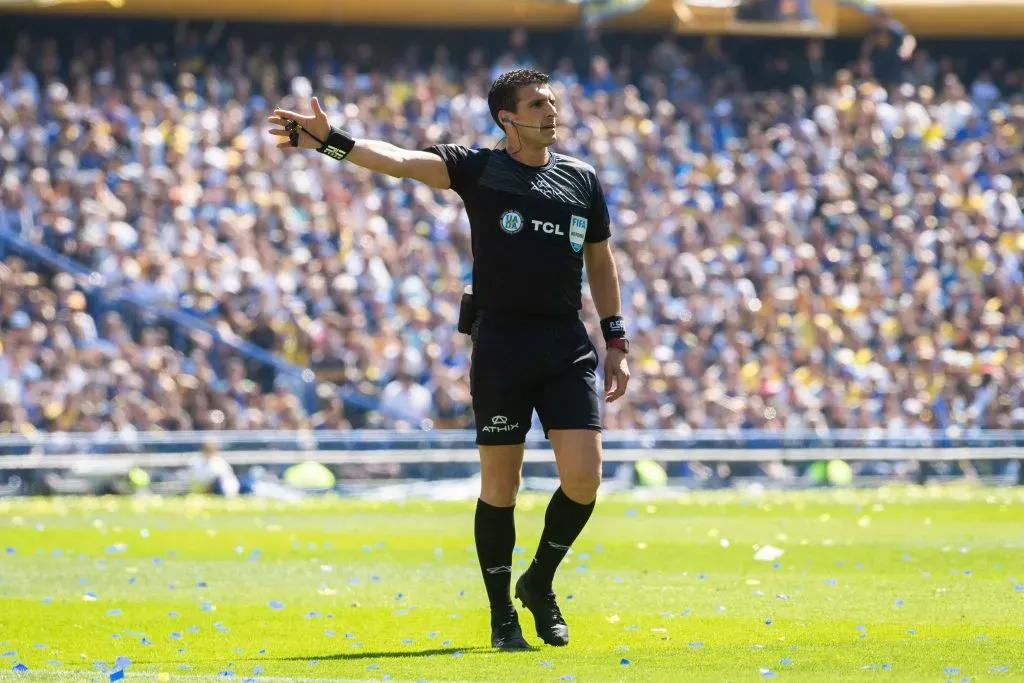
[{"xmin": 0, "ymin": 0, "xmax": 1022, "ymax": 498}]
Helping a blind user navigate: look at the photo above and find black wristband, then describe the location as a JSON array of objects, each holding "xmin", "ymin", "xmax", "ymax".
[
  {"xmin": 600, "ymin": 315, "xmax": 626, "ymax": 341},
  {"xmin": 318, "ymin": 127, "xmax": 356, "ymax": 161}
]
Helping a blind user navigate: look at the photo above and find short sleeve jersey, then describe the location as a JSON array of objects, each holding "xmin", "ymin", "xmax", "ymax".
[{"xmin": 425, "ymin": 144, "xmax": 611, "ymax": 318}]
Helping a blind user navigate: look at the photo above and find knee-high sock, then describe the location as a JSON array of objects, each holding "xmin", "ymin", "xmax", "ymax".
[
  {"xmin": 475, "ymin": 498, "xmax": 516, "ymax": 610},
  {"xmin": 527, "ymin": 487, "xmax": 595, "ymax": 588}
]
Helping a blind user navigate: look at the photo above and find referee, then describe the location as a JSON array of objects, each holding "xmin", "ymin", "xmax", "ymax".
[{"xmin": 269, "ymin": 69, "xmax": 631, "ymax": 650}]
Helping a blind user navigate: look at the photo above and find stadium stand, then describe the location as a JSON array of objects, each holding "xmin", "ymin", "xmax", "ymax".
[{"xmin": 1, "ymin": 18, "xmax": 1022, "ymax": 439}]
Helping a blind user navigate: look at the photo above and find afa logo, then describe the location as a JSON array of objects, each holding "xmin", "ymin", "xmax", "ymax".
[{"xmin": 499, "ymin": 209, "xmax": 524, "ymax": 235}]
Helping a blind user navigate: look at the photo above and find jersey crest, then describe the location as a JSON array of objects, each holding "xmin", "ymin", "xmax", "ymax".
[{"xmin": 499, "ymin": 209, "xmax": 524, "ymax": 234}]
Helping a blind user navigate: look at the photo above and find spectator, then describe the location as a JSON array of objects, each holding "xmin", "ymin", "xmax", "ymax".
[{"xmin": 380, "ymin": 357, "xmax": 434, "ymax": 430}]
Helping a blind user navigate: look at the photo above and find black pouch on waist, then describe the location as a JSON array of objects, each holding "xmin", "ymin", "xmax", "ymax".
[{"xmin": 457, "ymin": 286, "xmax": 475, "ymax": 335}]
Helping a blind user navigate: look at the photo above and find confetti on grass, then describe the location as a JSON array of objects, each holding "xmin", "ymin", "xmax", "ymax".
[{"xmin": 754, "ymin": 545, "xmax": 784, "ymax": 562}]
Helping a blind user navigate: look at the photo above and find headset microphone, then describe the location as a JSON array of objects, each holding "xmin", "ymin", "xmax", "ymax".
[
  {"xmin": 504, "ymin": 116, "xmax": 553, "ymax": 130},
  {"xmin": 501, "ymin": 115, "xmax": 554, "ymax": 156}
]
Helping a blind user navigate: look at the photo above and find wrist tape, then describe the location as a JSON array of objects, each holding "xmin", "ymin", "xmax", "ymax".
[{"xmin": 318, "ymin": 127, "xmax": 356, "ymax": 161}]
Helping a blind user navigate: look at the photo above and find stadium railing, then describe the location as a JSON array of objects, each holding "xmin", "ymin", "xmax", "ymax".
[
  {"xmin": 0, "ymin": 224, "xmax": 386, "ymax": 419},
  {"xmin": 0, "ymin": 429, "xmax": 1022, "ymax": 469}
]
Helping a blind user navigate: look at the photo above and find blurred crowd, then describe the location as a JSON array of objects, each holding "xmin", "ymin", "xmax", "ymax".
[
  {"xmin": 0, "ymin": 256, "xmax": 354, "ymax": 435},
  {"xmin": 1, "ymin": 19, "xmax": 1023, "ymax": 438}
]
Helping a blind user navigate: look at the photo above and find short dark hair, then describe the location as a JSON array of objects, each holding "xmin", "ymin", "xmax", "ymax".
[{"xmin": 487, "ymin": 69, "xmax": 550, "ymax": 131}]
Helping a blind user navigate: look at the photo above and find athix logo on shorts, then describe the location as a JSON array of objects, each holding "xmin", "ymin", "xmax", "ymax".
[
  {"xmin": 499, "ymin": 209, "xmax": 524, "ymax": 234},
  {"xmin": 481, "ymin": 414, "xmax": 520, "ymax": 433},
  {"xmin": 569, "ymin": 214, "xmax": 588, "ymax": 253}
]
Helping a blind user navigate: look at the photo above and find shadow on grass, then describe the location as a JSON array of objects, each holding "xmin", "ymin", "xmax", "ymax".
[{"xmin": 278, "ymin": 645, "xmax": 538, "ymax": 660}]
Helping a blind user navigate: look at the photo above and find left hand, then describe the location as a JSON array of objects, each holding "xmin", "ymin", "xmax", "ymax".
[
  {"xmin": 267, "ymin": 96, "xmax": 331, "ymax": 150},
  {"xmin": 603, "ymin": 347, "xmax": 630, "ymax": 403}
]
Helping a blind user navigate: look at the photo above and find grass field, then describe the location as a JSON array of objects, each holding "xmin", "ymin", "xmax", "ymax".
[{"xmin": 1, "ymin": 486, "xmax": 1023, "ymax": 683}]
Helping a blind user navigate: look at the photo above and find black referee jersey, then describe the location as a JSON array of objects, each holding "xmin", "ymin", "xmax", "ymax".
[{"xmin": 425, "ymin": 144, "xmax": 612, "ymax": 319}]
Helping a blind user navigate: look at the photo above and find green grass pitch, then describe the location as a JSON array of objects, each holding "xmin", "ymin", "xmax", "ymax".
[{"xmin": 1, "ymin": 486, "xmax": 1023, "ymax": 682}]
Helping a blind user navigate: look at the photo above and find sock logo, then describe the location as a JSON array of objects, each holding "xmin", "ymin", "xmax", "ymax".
[
  {"xmin": 486, "ymin": 565, "xmax": 512, "ymax": 575},
  {"xmin": 546, "ymin": 541, "xmax": 572, "ymax": 551}
]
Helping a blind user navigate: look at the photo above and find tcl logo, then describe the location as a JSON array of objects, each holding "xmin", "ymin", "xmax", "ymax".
[{"xmin": 532, "ymin": 220, "xmax": 565, "ymax": 235}]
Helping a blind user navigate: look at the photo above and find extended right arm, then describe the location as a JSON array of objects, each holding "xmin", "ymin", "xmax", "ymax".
[
  {"xmin": 343, "ymin": 139, "xmax": 452, "ymax": 190},
  {"xmin": 267, "ymin": 96, "xmax": 452, "ymax": 190}
]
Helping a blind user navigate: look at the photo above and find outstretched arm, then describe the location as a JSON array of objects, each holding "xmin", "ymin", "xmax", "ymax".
[{"xmin": 268, "ymin": 96, "xmax": 451, "ymax": 190}]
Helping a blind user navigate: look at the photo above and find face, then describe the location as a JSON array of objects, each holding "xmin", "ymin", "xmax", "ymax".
[{"xmin": 505, "ymin": 83, "xmax": 558, "ymax": 146}]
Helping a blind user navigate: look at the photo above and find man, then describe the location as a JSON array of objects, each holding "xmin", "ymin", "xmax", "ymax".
[{"xmin": 268, "ymin": 69, "xmax": 630, "ymax": 650}]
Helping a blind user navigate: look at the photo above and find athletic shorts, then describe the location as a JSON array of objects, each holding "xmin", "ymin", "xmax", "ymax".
[{"xmin": 469, "ymin": 312, "xmax": 602, "ymax": 446}]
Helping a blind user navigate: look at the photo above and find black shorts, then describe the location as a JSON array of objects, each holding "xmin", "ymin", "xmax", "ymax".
[{"xmin": 469, "ymin": 312, "xmax": 602, "ymax": 446}]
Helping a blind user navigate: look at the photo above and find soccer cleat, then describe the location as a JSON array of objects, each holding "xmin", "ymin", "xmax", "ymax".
[
  {"xmin": 490, "ymin": 604, "xmax": 531, "ymax": 650},
  {"xmin": 514, "ymin": 573, "xmax": 569, "ymax": 646}
]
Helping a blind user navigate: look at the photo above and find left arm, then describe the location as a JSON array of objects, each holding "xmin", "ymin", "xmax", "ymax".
[
  {"xmin": 584, "ymin": 238, "xmax": 622, "ymax": 320},
  {"xmin": 584, "ymin": 238, "xmax": 630, "ymax": 402}
]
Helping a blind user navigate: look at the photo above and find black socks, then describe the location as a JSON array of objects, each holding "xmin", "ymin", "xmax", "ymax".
[
  {"xmin": 476, "ymin": 489, "xmax": 596, "ymax": 607},
  {"xmin": 474, "ymin": 498, "xmax": 516, "ymax": 610},
  {"xmin": 527, "ymin": 487, "xmax": 596, "ymax": 589}
]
